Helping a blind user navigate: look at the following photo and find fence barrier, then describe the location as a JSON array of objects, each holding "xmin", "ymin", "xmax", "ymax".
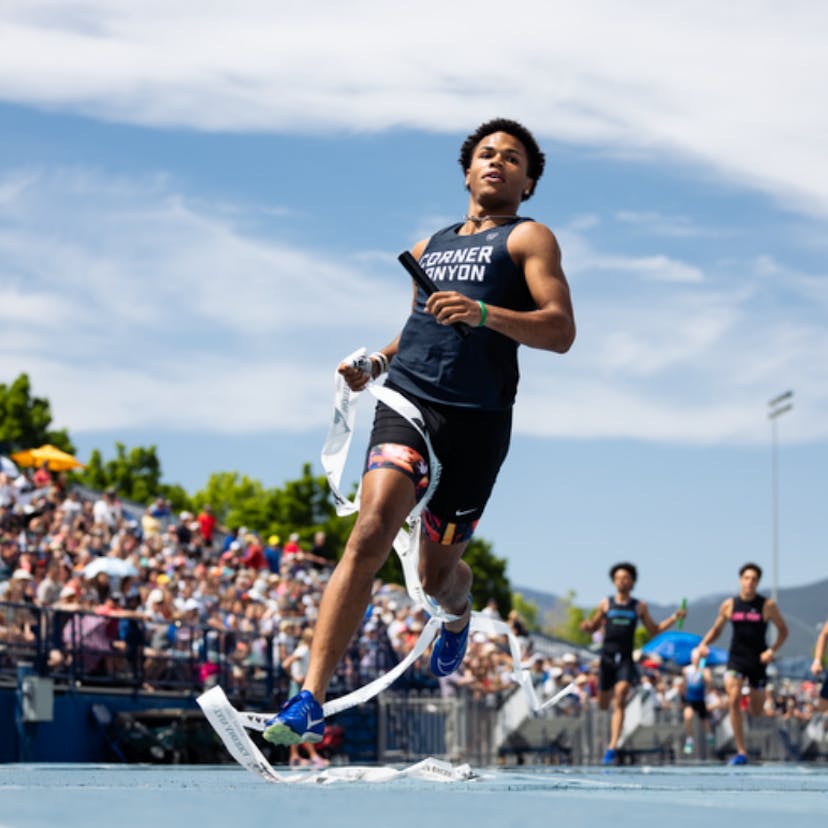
[{"xmin": 4, "ymin": 601, "xmax": 828, "ymax": 764}]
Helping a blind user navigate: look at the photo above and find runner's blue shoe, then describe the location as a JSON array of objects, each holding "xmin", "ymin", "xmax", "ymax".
[
  {"xmin": 263, "ymin": 690, "xmax": 324, "ymax": 746},
  {"xmin": 601, "ymin": 748, "xmax": 618, "ymax": 765},
  {"xmin": 728, "ymin": 752, "xmax": 748, "ymax": 766},
  {"xmin": 430, "ymin": 605, "xmax": 471, "ymax": 678}
]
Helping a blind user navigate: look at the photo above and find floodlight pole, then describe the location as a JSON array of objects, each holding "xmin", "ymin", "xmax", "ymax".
[{"xmin": 768, "ymin": 391, "xmax": 793, "ymax": 605}]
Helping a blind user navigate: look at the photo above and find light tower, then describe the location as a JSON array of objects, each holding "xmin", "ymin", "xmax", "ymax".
[{"xmin": 767, "ymin": 390, "xmax": 793, "ymax": 604}]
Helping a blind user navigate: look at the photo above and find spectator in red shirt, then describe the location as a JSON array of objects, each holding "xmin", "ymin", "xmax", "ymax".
[
  {"xmin": 32, "ymin": 461, "xmax": 53, "ymax": 489},
  {"xmin": 242, "ymin": 534, "xmax": 267, "ymax": 571},
  {"xmin": 282, "ymin": 533, "xmax": 302, "ymax": 557},
  {"xmin": 197, "ymin": 504, "xmax": 218, "ymax": 548}
]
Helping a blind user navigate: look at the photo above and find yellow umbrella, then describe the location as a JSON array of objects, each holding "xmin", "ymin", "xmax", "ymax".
[{"xmin": 11, "ymin": 444, "xmax": 85, "ymax": 471}]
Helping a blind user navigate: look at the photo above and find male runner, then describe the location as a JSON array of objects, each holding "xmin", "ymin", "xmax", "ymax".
[
  {"xmin": 698, "ymin": 562, "xmax": 788, "ymax": 765},
  {"xmin": 810, "ymin": 618, "xmax": 828, "ymax": 713},
  {"xmin": 263, "ymin": 118, "xmax": 576, "ymax": 747},
  {"xmin": 579, "ymin": 562, "xmax": 685, "ymax": 765}
]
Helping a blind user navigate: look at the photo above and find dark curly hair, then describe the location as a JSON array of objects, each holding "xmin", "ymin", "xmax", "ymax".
[
  {"xmin": 609, "ymin": 562, "xmax": 638, "ymax": 584},
  {"xmin": 458, "ymin": 118, "xmax": 545, "ymax": 200}
]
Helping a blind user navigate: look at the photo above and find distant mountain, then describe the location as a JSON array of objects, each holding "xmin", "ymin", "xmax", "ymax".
[
  {"xmin": 513, "ymin": 585, "xmax": 564, "ymax": 620},
  {"xmin": 515, "ymin": 577, "xmax": 828, "ymax": 660}
]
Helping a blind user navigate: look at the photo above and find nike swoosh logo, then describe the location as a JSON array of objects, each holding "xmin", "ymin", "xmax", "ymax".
[
  {"xmin": 455, "ymin": 508, "xmax": 476, "ymax": 517},
  {"xmin": 437, "ymin": 658, "xmax": 458, "ymax": 672},
  {"xmin": 307, "ymin": 716, "xmax": 325, "ymax": 729}
]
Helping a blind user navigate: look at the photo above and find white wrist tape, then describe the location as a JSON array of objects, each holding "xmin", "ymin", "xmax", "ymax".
[
  {"xmin": 370, "ymin": 351, "xmax": 389, "ymax": 375},
  {"xmin": 346, "ymin": 350, "xmax": 389, "ymax": 378},
  {"xmin": 347, "ymin": 352, "xmax": 374, "ymax": 376}
]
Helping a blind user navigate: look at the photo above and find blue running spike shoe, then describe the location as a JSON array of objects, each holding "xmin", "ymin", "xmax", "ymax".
[
  {"xmin": 601, "ymin": 748, "xmax": 618, "ymax": 765},
  {"xmin": 430, "ymin": 607, "xmax": 471, "ymax": 678},
  {"xmin": 728, "ymin": 752, "xmax": 748, "ymax": 766},
  {"xmin": 263, "ymin": 690, "xmax": 325, "ymax": 746}
]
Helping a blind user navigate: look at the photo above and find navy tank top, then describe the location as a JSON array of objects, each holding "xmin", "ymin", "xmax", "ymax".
[
  {"xmin": 602, "ymin": 596, "xmax": 639, "ymax": 659},
  {"xmin": 729, "ymin": 593, "xmax": 767, "ymax": 665},
  {"xmin": 387, "ymin": 219, "xmax": 535, "ymax": 410}
]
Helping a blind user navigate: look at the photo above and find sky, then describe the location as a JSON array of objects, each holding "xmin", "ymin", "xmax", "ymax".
[{"xmin": 1, "ymin": 1, "xmax": 826, "ymax": 608}]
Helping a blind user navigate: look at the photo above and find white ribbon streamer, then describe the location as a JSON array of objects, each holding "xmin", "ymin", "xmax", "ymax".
[{"xmin": 197, "ymin": 685, "xmax": 483, "ymax": 784}]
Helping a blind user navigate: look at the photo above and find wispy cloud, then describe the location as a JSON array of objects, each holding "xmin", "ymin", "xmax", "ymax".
[
  {"xmin": 1, "ymin": 2, "xmax": 828, "ymax": 216},
  {"xmin": 0, "ymin": 167, "xmax": 408, "ymax": 432},
  {"xmin": 614, "ymin": 211, "xmax": 711, "ymax": 238},
  {"xmin": 591, "ymin": 254, "xmax": 705, "ymax": 284},
  {"xmin": 517, "ymin": 221, "xmax": 828, "ymax": 444}
]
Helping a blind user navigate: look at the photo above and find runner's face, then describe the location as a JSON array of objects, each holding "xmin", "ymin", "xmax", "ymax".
[
  {"xmin": 613, "ymin": 570, "xmax": 634, "ymax": 595},
  {"xmin": 465, "ymin": 132, "xmax": 533, "ymax": 208},
  {"xmin": 740, "ymin": 569, "xmax": 759, "ymax": 598}
]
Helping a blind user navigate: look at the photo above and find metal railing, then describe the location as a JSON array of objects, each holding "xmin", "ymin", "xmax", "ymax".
[
  {"xmin": 1, "ymin": 601, "xmax": 429, "ymax": 707},
  {"xmin": 377, "ymin": 691, "xmax": 501, "ymax": 766},
  {"xmin": 375, "ymin": 685, "xmax": 828, "ymax": 766},
  {"xmin": 0, "ymin": 600, "xmax": 284, "ymax": 705},
  {"xmin": 5, "ymin": 601, "xmax": 828, "ymax": 765}
]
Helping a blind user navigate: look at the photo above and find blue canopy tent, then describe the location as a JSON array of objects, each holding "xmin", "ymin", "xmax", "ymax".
[{"xmin": 641, "ymin": 630, "xmax": 728, "ymax": 666}]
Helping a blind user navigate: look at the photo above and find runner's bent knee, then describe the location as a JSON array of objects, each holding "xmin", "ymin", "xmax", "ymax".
[
  {"xmin": 346, "ymin": 510, "xmax": 405, "ymax": 562},
  {"xmin": 418, "ymin": 550, "xmax": 470, "ymax": 600}
]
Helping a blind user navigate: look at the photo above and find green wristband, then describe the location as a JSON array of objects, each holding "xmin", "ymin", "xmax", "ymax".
[{"xmin": 477, "ymin": 300, "xmax": 487, "ymax": 327}]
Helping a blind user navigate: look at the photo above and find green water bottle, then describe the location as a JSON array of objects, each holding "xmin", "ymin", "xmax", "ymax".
[{"xmin": 676, "ymin": 597, "xmax": 687, "ymax": 630}]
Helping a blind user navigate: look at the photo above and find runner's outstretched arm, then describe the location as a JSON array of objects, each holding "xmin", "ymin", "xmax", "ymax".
[
  {"xmin": 812, "ymin": 620, "xmax": 828, "ymax": 675},
  {"xmin": 639, "ymin": 601, "xmax": 684, "ymax": 636},
  {"xmin": 579, "ymin": 598, "xmax": 608, "ymax": 634},
  {"xmin": 761, "ymin": 599, "xmax": 788, "ymax": 664},
  {"xmin": 698, "ymin": 598, "xmax": 731, "ymax": 655}
]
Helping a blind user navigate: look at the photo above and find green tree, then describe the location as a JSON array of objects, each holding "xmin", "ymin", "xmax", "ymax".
[
  {"xmin": 464, "ymin": 537, "xmax": 511, "ymax": 613},
  {"xmin": 192, "ymin": 463, "xmax": 349, "ymax": 546},
  {"xmin": 634, "ymin": 625, "xmax": 653, "ymax": 651},
  {"xmin": 76, "ymin": 442, "xmax": 191, "ymax": 509},
  {"xmin": 0, "ymin": 373, "xmax": 74, "ymax": 455},
  {"xmin": 545, "ymin": 589, "xmax": 593, "ymax": 646},
  {"xmin": 511, "ymin": 592, "xmax": 539, "ymax": 631},
  {"xmin": 193, "ymin": 471, "xmax": 270, "ymax": 531}
]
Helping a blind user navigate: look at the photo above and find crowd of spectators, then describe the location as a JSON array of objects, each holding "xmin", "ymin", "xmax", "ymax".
[
  {"xmin": 1, "ymin": 463, "xmax": 825, "ymax": 732},
  {"xmin": 0, "ymin": 465, "xmax": 539, "ymax": 705},
  {"xmin": 1, "ymin": 466, "xmax": 367, "ymax": 698}
]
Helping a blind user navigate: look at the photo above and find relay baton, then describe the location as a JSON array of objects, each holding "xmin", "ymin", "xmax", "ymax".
[
  {"xmin": 676, "ymin": 597, "xmax": 687, "ymax": 630},
  {"xmin": 398, "ymin": 251, "xmax": 471, "ymax": 339}
]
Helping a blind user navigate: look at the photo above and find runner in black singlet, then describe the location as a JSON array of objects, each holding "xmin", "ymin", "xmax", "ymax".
[
  {"xmin": 699, "ymin": 562, "xmax": 788, "ymax": 765},
  {"xmin": 810, "ymin": 618, "xmax": 828, "ymax": 713},
  {"xmin": 580, "ymin": 562, "xmax": 685, "ymax": 765}
]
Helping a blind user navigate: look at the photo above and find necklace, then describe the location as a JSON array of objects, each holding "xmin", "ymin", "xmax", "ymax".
[{"xmin": 464, "ymin": 214, "xmax": 519, "ymax": 223}]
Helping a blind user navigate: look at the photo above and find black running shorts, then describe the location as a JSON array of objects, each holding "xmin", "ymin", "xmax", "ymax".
[
  {"xmin": 683, "ymin": 698, "xmax": 709, "ymax": 720},
  {"xmin": 365, "ymin": 381, "xmax": 511, "ymax": 523},
  {"xmin": 726, "ymin": 659, "xmax": 768, "ymax": 690},
  {"xmin": 599, "ymin": 653, "xmax": 640, "ymax": 692}
]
